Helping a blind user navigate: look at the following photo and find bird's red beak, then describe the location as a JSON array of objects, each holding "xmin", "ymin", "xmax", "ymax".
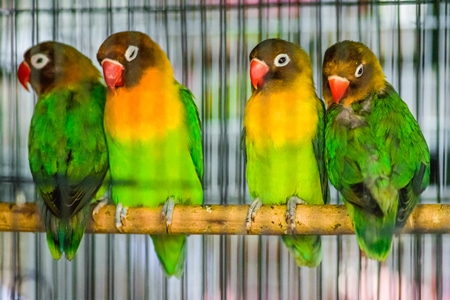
[
  {"xmin": 101, "ymin": 59, "xmax": 124, "ymax": 91},
  {"xmin": 328, "ymin": 76, "xmax": 350, "ymax": 104},
  {"xmin": 250, "ymin": 58, "xmax": 269, "ymax": 89},
  {"xmin": 18, "ymin": 61, "xmax": 31, "ymax": 92}
]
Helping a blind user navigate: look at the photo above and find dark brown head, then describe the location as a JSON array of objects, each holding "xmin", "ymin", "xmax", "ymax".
[
  {"xmin": 322, "ymin": 40, "xmax": 385, "ymax": 107},
  {"xmin": 18, "ymin": 41, "xmax": 100, "ymax": 95},
  {"xmin": 249, "ymin": 38, "xmax": 314, "ymax": 92},
  {"xmin": 96, "ymin": 31, "xmax": 170, "ymax": 91}
]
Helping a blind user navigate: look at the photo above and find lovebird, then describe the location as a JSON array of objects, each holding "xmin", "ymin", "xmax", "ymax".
[
  {"xmin": 243, "ymin": 39, "xmax": 329, "ymax": 268},
  {"xmin": 17, "ymin": 41, "xmax": 109, "ymax": 260},
  {"xmin": 96, "ymin": 31, "xmax": 203, "ymax": 277},
  {"xmin": 322, "ymin": 40, "xmax": 430, "ymax": 261}
]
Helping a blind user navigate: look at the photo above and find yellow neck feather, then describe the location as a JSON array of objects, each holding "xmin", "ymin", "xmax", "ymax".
[
  {"xmin": 244, "ymin": 83, "xmax": 319, "ymax": 149},
  {"xmin": 104, "ymin": 68, "xmax": 183, "ymax": 141}
]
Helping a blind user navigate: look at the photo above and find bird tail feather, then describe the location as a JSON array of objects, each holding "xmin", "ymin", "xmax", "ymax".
[
  {"xmin": 281, "ymin": 234, "xmax": 322, "ymax": 268},
  {"xmin": 151, "ymin": 234, "xmax": 187, "ymax": 278},
  {"xmin": 45, "ymin": 205, "xmax": 89, "ymax": 261}
]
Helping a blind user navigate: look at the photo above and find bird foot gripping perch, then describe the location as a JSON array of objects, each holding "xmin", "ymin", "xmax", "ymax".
[
  {"xmin": 161, "ymin": 197, "xmax": 176, "ymax": 233},
  {"xmin": 286, "ymin": 196, "xmax": 305, "ymax": 232},
  {"xmin": 245, "ymin": 198, "xmax": 262, "ymax": 233},
  {"xmin": 92, "ymin": 197, "xmax": 109, "ymax": 219},
  {"xmin": 115, "ymin": 203, "xmax": 128, "ymax": 232}
]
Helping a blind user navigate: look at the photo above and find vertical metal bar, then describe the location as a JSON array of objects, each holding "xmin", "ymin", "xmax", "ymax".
[
  {"xmin": 218, "ymin": 5, "xmax": 229, "ymax": 299},
  {"xmin": 257, "ymin": 236, "xmax": 262, "ymax": 300},
  {"xmin": 398, "ymin": 237, "xmax": 403, "ymax": 300},
  {"xmin": 414, "ymin": 4, "xmax": 423, "ymax": 300},
  {"xmin": 276, "ymin": 0, "xmax": 281, "ymax": 38},
  {"xmin": 376, "ymin": 261, "xmax": 381, "ymax": 300},
  {"xmin": 144, "ymin": 236, "xmax": 150, "ymax": 300},
  {"xmin": 396, "ymin": 2, "xmax": 404, "ymax": 298},
  {"xmin": 106, "ymin": 0, "xmax": 112, "ymax": 37},
  {"xmin": 52, "ymin": 0, "xmax": 58, "ymax": 40},
  {"xmin": 127, "ymin": 235, "xmax": 132, "ymax": 300},
  {"xmin": 236, "ymin": 0, "xmax": 247, "ymax": 206},
  {"xmin": 316, "ymin": 0, "xmax": 323, "ymax": 96},
  {"xmin": 32, "ymin": 0, "xmax": 38, "ymax": 44},
  {"xmin": 163, "ymin": 0, "xmax": 170, "ymax": 57},
  {"xmin": 11, "ymin": 0, "xmax": 22, "ymax": 297},
  {"xmin": 218, "ymin": 0, "xmax": 229, "ymax": 205},
  {"xmin": 219, "ymin": 0, "xmax": 230, "ymax": 290},
  {"xmin": 356, "ymin": 254, "xmax": 361, "ymax": 300},
  {"xmin": 200, "ymin": 1, "xmax": 209, "ymax": 299},
  {"xmin": 28, "ymin": 1, "xmax": 40, "ymax": 298},
  {"xmin": 316, "ymin": 4, "xmax": 324, "ymax": 298},
  {"xmin": 432, "ymin": 1, "xmax": 443, "ymax": 299},
  {"xmin": 357, "ymin": 0, "xmax": 362, "ymax": 42},
  {"xmin": 127, "ymin": 0, "xmax": 132, "ymax": 30},
  {"xmin": 236, "ymin": 1, "xmax": 247, "ymax": 299},
  {"xmin": 107, "ymin": 235, "xmax": 114, "ymax": 300},
  {"xmin": 258, "ymin": 0, "xmax": 262, "ymax": 42},
  {"xmin": 180, "ymin": 0, "xmax": 188, "ymax": 85},
  {"xmin": 335, "ymin": 0, "xmax": 342, "ymax": 42},
  {"xmin": 333, "ymin": 1, "xmax": 344, "ymax": 297},
  {"xmin": 200, "ymin": 0, "xmax": 211, "ymax": 199}
]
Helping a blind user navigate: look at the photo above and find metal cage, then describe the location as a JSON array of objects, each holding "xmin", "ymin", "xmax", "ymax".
[{"xmin": 0, "ymin": 0, "xmax": 449, "ymax": 299}]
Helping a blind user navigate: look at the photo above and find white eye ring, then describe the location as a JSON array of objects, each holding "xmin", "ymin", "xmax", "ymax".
[
  {"xmin": 274, "ymin": 53, "xmax": 290, "ymax": 67},
  {"xmin": 124, "ymin": 45, "xmax": 139, "ymax": 62},
  {"xmin": 355, "ymin": 64, "xmax": 364, "ymax": 77},
  {"xmin": 30, "ymin": 53, "xmax": 50, "ymax": 70}
]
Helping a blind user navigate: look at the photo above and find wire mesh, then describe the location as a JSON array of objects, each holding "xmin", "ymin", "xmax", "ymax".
[{"xmin": 0, "ymin": 0, "xmax": 449, "ymax": 299}]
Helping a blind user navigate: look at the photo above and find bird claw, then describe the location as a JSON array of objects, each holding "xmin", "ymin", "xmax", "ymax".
[
  {"xmin": 161, "ymin": 197, "xmax": 175, "ymax": 233},
  {"xmin": 246, "ymin": 198, "xmax": 262, "ymax": 233},
  {"xmin": 115, "ymin": 203, "xmax": 128, "ymax": 232},
  {"xmin": 92, "ymin": 197, "xmax": 108, "ymax": 219},
  {"xmin": 286, "ymin": 196, "xmax": 305, "ymax": 232}
]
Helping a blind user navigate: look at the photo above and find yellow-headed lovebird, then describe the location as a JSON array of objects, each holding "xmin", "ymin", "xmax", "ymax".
[
  {"xmin": 322, "ymin": 40, "xmax": 430, "ymax": 261},
  {"xmin": 243, "ymin": 39, "xmax": 329, "ymax": 268},
  {"xmin": 17, "ymin": 42, "xmax": 109, "ymax": 260},
  {"xmin": 96, "ymin": 31, "xmax": 203, "ymax": 277}
]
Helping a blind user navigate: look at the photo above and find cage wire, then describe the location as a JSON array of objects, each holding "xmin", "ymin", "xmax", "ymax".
[{"xmin": 0, "ymin": 0, "xmax": 449, "ymax": 299}]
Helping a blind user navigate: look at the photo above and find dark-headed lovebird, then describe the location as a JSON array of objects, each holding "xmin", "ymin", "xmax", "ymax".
[
  {"xmin": 96, "ymin": 31, "xmax": 203, "ymax": 277},
  {"xmin": 243, "ymin": 39, "xmax": 329, "ymax": 268},
  {"xmin": 17, "ymin": 41, "xmax": 109, "ymax": 260},
  {"xmin": 322, "ymin": 40, "xmax": 430, "ymax": 261}
]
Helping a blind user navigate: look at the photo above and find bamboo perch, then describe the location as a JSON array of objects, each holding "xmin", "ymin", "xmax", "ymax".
[{"xmin": 0, "ymin": 203, "xmax": 448, "ymax": 235}]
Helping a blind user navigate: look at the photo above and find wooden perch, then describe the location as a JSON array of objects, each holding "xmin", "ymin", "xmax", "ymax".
[{"xmin": 0, "ymin": 203, "xmax": 449, "ymax": 235}]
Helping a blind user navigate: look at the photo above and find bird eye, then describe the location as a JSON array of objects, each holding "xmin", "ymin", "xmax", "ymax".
[
  {"xmin": 124, "ymin": 45, "xmax": 139, "ymax": 62},
  {"xmin": 355, "ymin": 64, "xmax": 364, "ymax": 77},
  {"xmin": 30, "ymin": 53, "xmax": 50, "ymax": 70},
  {"xmin": 274, "ymin": 53, "xmax": 290, "ymax": 67}
]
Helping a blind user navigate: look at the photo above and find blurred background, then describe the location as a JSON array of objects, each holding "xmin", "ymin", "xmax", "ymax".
[{"xmin": 0, "ymin": 0, "xmax": 449, "ymax": 299}]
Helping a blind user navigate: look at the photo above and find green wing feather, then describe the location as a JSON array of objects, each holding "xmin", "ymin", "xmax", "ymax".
[
  {"xmin": 313, "ymin": 98, "xmax": 330, "ymax": 204},
  {"xmin": 177, "ymin": 81, "xmax": 203, "ymax": 183},
  {"xmin": 373, "ymin": 84, "xmax": 430, "ymax": 226},
  {"xmin": 29, "ymin": 82, "xmax": 108, "ymax": 260},
  {"xmin": 325, "ymin": 83, "xmax": 430, "ymax": 261}
]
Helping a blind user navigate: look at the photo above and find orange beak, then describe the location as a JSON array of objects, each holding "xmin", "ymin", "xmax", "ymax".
[
  {"xmin": 328, "ymin": 75, "xmax": 350, "ymax": 104},
  {"xmin": 18, "ymin": 61, "xmax": 31, "ymax": 92},
  {"xmin": 250, "ymin": 58, "xmax": 269, "ymax": 89},
  {"xmin": 101, "ymin": 59, "xmax": 124, "ymax": 91}
]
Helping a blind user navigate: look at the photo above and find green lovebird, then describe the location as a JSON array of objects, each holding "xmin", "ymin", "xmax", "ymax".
[
  {"xmin": 322, "ymin": 40, "xmax": 430, "ymax": 261},
  {"xmin": 17, "ymin": 41, "xmax": 109, "ymax": 261},
  {"xmin": 96, "ymin": 31, "xmax": 203, "ymax": 277},
  {"xmin": 243, "ymin": 39, "xmax": 329, "ymax": 268}
]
